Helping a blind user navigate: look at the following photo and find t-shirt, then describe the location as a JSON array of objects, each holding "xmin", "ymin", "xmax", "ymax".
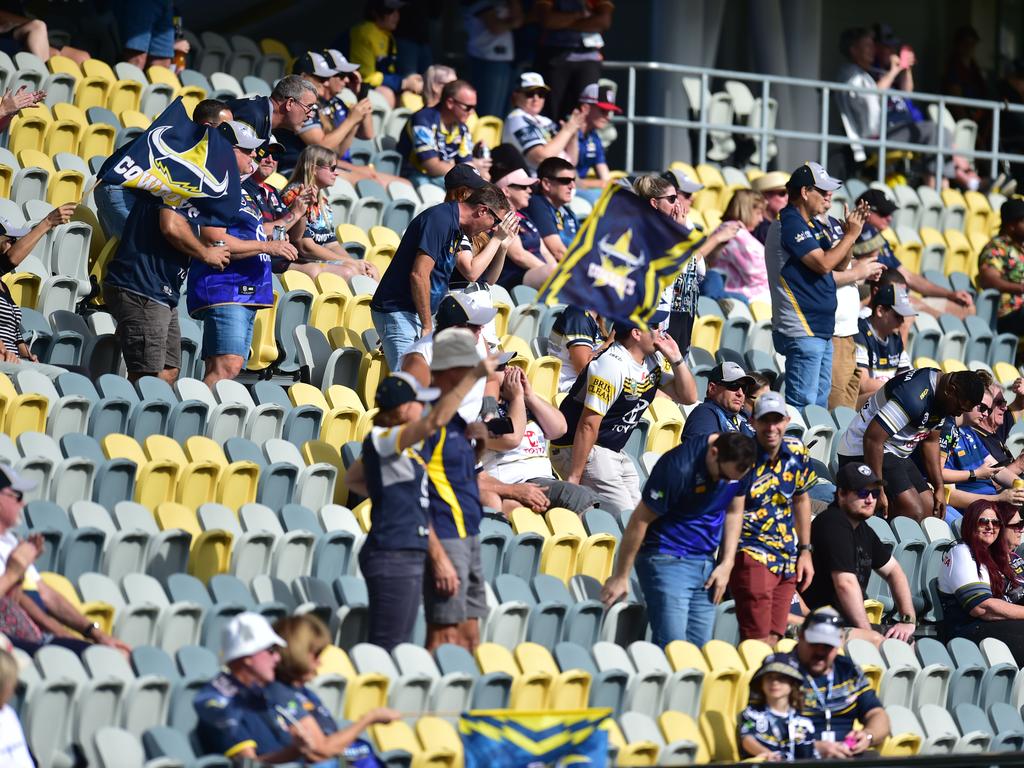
[
  {"xmin": 976, "ymin": 420, "xmax": 1014, "ymax": 466},
  {"xmin": 939, "ymin": 542, "xmax": 995, "ymax": 632},
  {"xmin": 0, "ymin": 704, "xmax": 33, "ymax": 768},
  {"xmin": 739, "ymin": 436, "xmax": 815, "ymax": 578},
  {"xmin": 554, "ymin": 342, "xmax": 672, "ymax": 453},
  {"xmin": 526, "ymin": 193, "xmax": 579, "ymax": 249},
  {"xmin": 419, "ymin": 414, "xmax": 484, "ymax": 539},
  {"xmin": 244, "ymin": 177, "xmax": 288, "ymax": 223},
  {"xmin": 979, "ymin": 233, "xmax": 1024, "ymax": 318},
  {"xmin": 397, "ymin": 106, "xmax": 473, "ymax": 177},
  {"xmin": 576, "ymin": 128, "xmax": 606, "ymax": 179},
  {"xmin": 401, "ymin": 331, "xmax": 487, "ymax": 422},
  {"xmin": 0, "ymin": 253, "xmax": 24, "ymax": 353},
  {"xmin": 738, "ymin": 705, "xmax": 816, "ymax": 760},
  {"xmin": 194, "ymin": 673, "xmax": 300, "ymax": 758},
  {"xmin": 464, "ymin": 1, "xmax": 516, "ymax": 61},
  {"xmin": 837, "ymin": 368, "xmax": 949, "ymax": 459},
  {"xmin": 372, "ymin": 201, "xmax": 462, "ymax": 315},
  {"xmin": 939, "ymin": 422, "xmax": 997, "ymax": 496},
  {"xmin": 481, "ymin": 400, "xmax": 554, "ymax": 484},
  {"xmin": 282, "ymin": 185, "xmax": 336, "ymax": 247},
  {"xmin": 349, "ymin": 19, "xmax": 400, "ymax": 91},
  {"xmin": 782, "ymin": 652, "xmax": 883, "ymax": 738},
  {"xmin": 680, "ymin": 399, "xmax": 754, "ymax": 441},
  {"xmin": 362, "ymin": 424, "xmax": 431, "ymax": 551},
  {"xmin": 225, "ymin": 96, "xmax": 273, "ymax": 140},
  {"xmin": 104, "ymin": 196, "xmax": 195, "ymax": 307},
  {"xmin": 765, "ymin": 205, "xmax": 837, "ymax": 338},
  {"xmin": 322, "ymin": 95, "xmax": 354, "ymax": 163},
  {"xmin": 0, "ymin": 532, "xmax": 39, "ymax": 588},
  {"xmin": 803, "ymin": 504, "xmax": 892, "ymax": 617},
  {"xmin": 548, "ymin": 306, "xmax": 602, "ymax": 391},
  {"xmin": 853, "ymin": 317, "xmax": 909, "ymax": 381},
  {"xmin": 639, "ymin": 434, "xmax": 753, "ymax": 558},
  {"xmin": 503, "ymin": 107, "xmax": 559, "ymax": 169}
]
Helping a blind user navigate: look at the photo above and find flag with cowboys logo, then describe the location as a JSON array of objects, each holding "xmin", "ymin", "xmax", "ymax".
[
  {"xmin": 96, "ymin": 97, "xmax": 240, "ymax": 224},
  {"xmin": 459, "ymin": 709, "xmax": 610, "ymax": 768}
]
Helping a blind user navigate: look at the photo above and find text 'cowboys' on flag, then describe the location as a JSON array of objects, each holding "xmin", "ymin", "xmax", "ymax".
[
  {"xmin": 459, "ymin": 709, "xmax": 611, "ymax": 768},
  {"xmin": 96, "ymin": 97, "xmax": 240, "ymax": 224},
  {"xmin": 537, "ymin": 182, "xmax": 704, "ymax": 329}
]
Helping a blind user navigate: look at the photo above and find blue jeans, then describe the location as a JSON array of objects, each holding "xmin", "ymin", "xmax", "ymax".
[
  {"xmin": 94, "ymin": 183, "xmax": 137, "ymax": 239},
  {"xmin": 372, "ymin": 308, "xmax": 422, "ymax": 370},
  {"xmin": 195, "ymin": 304, "xmax": 257, "ymax": 358},
  {"xmin": 773, "ymin": 332, "xmax": 833, "ymax": 409},
  {"xmin": 635, "ymin": 552, "xmax": 716, "ymax": 647},
  {"xmin": 467, "ymin": 56, "xmax": 513, "ymax": 119}
]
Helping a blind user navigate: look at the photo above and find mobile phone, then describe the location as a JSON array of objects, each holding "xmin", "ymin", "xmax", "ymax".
[
  {"xmin": 899, "ymin": 45, "xmax": 914, "ymax": 69},
  {"xmin": 358, "ymin": 82, "xmax": 372, "ymax": 99},
  {"xmin": 485, "ymin": 417, "xmax": 514, "ymax": 435}
]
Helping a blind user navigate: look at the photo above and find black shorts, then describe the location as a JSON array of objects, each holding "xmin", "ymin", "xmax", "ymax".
[{"xmin": 838, "ymin": 452, "xmax": 930, "ymax": 497}]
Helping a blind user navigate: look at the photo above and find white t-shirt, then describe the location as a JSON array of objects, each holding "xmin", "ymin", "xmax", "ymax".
[
  {"xmin": 0, "ymin": 531, "xmax": 38, "ymax": 589},
  {"xmin": 400, "ymin": 332, "xmax": 487, "ymax": 422},
  {"xmin": 0, "ymin": 704, "xmax": 34, "ymax": 768},
  {"xmin": 502, "ymin": 108, "xmax": 562, "ymax": 170},
  {"xmin": 938, "ymin": 542, "xmax": 991, "ymax": 598},
  {"xmin": 482, "ymin": 418, "xmax": 553, "ymax": 483},
  {"xmin": 833, "ymin": 283, "xmax": 862, "ymax": 338}
]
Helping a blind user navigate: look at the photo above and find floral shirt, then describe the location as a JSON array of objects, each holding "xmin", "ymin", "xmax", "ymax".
[
  {"xmin": 979, "ymin": 233, "xmax": 1024, "ymax": 317},
  {"xmin": 282, "ymin": 185, "xmax": 336, "ymax": 247},
  {"xmin": 738, "ymin": 436, "xmax": 815, "ymax": 578}
]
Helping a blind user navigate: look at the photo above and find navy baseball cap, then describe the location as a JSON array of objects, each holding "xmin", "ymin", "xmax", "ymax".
[{"xmin": 375, "ymin": 372, "xmax": 439, "ymax": 410}]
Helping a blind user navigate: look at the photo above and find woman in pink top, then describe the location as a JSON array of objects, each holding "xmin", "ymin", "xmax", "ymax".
[{"xmin": 709, "ymin": 189, "xmax": 770, "ymax": 304}]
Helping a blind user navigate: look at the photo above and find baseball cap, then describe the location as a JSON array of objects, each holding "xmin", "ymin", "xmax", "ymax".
[
  {"xmin": 801, "ymin": 607, "xmax": 844, "ymax": 647},
  {"xmin": 217, "ymin": 120, "xmax": 264, "ymax": 151},
  {"xmin": 707, "ymin": 361, "xmax": 755, "ymax": 387},
  {"xmin": 871, "ymin": 283, "xmax": 917, "ymax": 317},
  {"xmin": 788, "ymin": 161, "xmax": 842, "ymax": 192},
  {"xmin": 431, "ymin": 327, "xmax": 483, "ymax": 371},
  {"xmin": 444, "ymin": 163, "xmax": 486, "ymax": 191},
  {"xmin": 0, "ymin": 465, "xmax": 36, "ymax": 494},
  {"xmin": 322, "ymin": 49, "xmax": 360, "ymax": 74},
  {"xmin": 661, "ymin": 168, "xmax": 703, "ymax": 195},
  {"xmin": 221, "ymin": 612, "xmax": 286, "ymax": 663},
  {"xmin": 516, "ymin": 72, "xmax": 550, "ymax": 92},
  {"xmin": 852, "ymin": 225, "xmax": 887, "ymax": 257},
  {"xmin": 293, "ymin": 51, "xmax": 340, "ymax": 78},
  {"xmin": 836, "ymin": 462, "xmax": 885, "ymax": 491},
  {"xmin": 0, "ymin": 218, "xmax": 31, "ymax": 238},
  {"xmin": 751, "ymin": 654, "xmax": 805, "ymax": 686},
  {"xmin": 751, "ymin": 171, "xmax": 789, "ymax": 193},
  {"xmin": 436, "ymin": 292, "xmax": 498, "ymax": 330},
  {"xmin": 857, "ymin": 189, "xmax": 898, "ymax": 216},
  {"xmin": 375, "ymin": 371, "xmax": 440, "ymax": 411},
  {"xmin": 495, "ymin": 168, "xmax": 538, "ymax": 189},
  {"xmin": 579, "ymin": 83, "xmax": 622, "ymax": 113},
  {"xmin": 752, "ymin": 391, "xmax": 788, "ymax": 420},
  {"xmin": 1002, "ymin": 198, "xmax": 1024, "ymax": 224}
]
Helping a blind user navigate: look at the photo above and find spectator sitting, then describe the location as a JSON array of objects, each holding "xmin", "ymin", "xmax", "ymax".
[
  {"xmin": 742, "ymin": 371, "xmax": 772, "ymax": 421},
  {"xmin": 705, "ymin": 189, "xmax": 770, "ymax": 305},
  {"xmin": 978, "ymin": 198, "xmax": 1024, "ymax": 335},
  {"xmin": 423, "ymin": 64, "xmax": 458, "ymax": 108},
  {"xmin": 548, "ymin": 304, "xmax": 605, "ymax": 393},
  {"xmin": 493, "ymin": 168, "xmax": 557, "ymax": 289},
  {"xmin": 784, "ymin": 607, "xmax": 890, "ymax": 759},
  {"xmin": 938, "ymin": 499, "xmax": 1024, "ymax": 664},
  {"xmin": 750, "ymin": 172, "xmax": 789, "ymax": 244},
  {"xmin": 348, "ymin": 0, "xmax": 423, "ymax": 108},
  {"xmin": 973, "ymin": 374, "xmax": 1024, "ymax": 470},
  {"xmin": 0, "ymin": 645, "xmax": 30, "ymax": 767},
  {"xmin": 550, "ymin": 311, "xmax": 697, "ymax": 513},
  {"xmin": 681, "ymin": 362, "xmax": 756, "ymax": 441},
  {"xmin": 371, "ymin": 181, "xmax": 508, "ymax": 369},
  {"xmin": 244, "ymin": 145, "xmax": 312, "ymax": 263},
  {"xmin": 188, "ymin": 122, "xmax": 298, "ymax": 388},
  {"xmin": 226, "ymin": 75, "xmax": 320, "ymax": 142},
  {"xmin": 502, "ymin": 72, "xmax": 583, "ymax": 173},
  {"xmin": 479, "ymin": 366, "xmax": 602, "ymax": 515},
  {"xmin": 730, "ymin": 392, "xmax": 815, "ymax": 645},
  {"xmin": 268, "ymin": 615, "xmax": 399, "ymax": 766},
  {"xmin": 997, "ymin": 503, "xmax": 1024, "ymax": 598},
  {"xmin": 574, "ymin": 83, "xmax": 620, "ymax": 202},
  {"xmin": 601, "ymin": 432, "xmax": 756, "ymax": 646},
  {"xmin": 837, "ymin": 368, "xmax": 984, "ymax": 521},
  {"xmin": 444, "ymin": 166, "xmax": 518, "ymax": 285},
  {"xmin": 280, "ymin": 146, "xmax": 380, "ymax": 282},
  {"xmin": 463, "ymin": 1, "xmax": 523, "ymax": 119},
  {"xmin": 0, "ymin": 9, "xmax": 88, "ymax": 64},
  {"xmin": 853, "ymin": 283, "xmax": 915, "ymax": 407},
  {"xmin": 738, "ymin": 654, "xmax": 816, "ymax": 760},
  {"xmin": 397, "ymin": 79, "xmax": 491, "ymax": 187},
  {"xmin": 527, "ymin": 157, "xmax": 580, "ymax": 261}
]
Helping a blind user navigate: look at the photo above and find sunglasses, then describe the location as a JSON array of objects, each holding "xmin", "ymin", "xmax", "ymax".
[
  {"xmin": 545, "ymin": 176, "xmax": 577, "ymax": 186},
  {"xmin": 451, "ymin": 98, "xmax": 477, "ymax": 111},
  {"xmin": 977, "ymin": 517, "xmax": 1002, "ymax": 528},
  {"xmin": 855, "ymin": 488, "xmax": 882, "ymax": 499},
  {"xmin": 977, "ymin": 403, "xmax": 992, "ymax": 415},
  {"xmin": 523, "ymin": 90, "xmax": 547, "ymax": 99},
  {"xmin": 317, "ymin": 164, "xmax": 339, "ymax": 173},
  {"xmin": 656, "ymin": 194, "xmax": 679, "ymax": 204},
  {"xmin": 1007, "ymin": 521, "xmax": 1024, "ymax": 531},
  {"xmin": 804, "ymin": 612, "xmax": 843, "ymax": 628},
  {"xmin": 993, "ymin": 397, "xmax": 1008, "ymax": 409},
  {"xmin": 509, "ymin": 183, "xmax": 535, "ymax": 191},
  {"xmin": 1, "ymin": 488, "xmax": 22, "ymax": 502}
]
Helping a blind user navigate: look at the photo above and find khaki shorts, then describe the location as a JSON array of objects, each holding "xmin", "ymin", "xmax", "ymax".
[
  {"xmin": 423, "ymin": 535, "xmax": 488, "ymax": 625},
  {"xmin": 104, "ymin": 284, "xmax": 181, "ymax": 374}
]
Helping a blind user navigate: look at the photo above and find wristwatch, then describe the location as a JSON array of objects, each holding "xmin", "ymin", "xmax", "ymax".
[
  {"xmin": 84, "ymin": 621, "xmax": 100, "ymax": 639},
  {"xmin": 798, "ymin": 544, "xmax": 814, "ymax": 553},
  {"xmin": 968, "ymin": 469, "xmax": 977, "ymax": 482},
  {"xmin": 897, "ymin": 613, "xmax": 916, "ymax": 625}
]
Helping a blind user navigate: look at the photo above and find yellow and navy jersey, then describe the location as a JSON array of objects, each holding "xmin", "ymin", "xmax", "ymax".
[
  {"xmin": 193, "ymin": 673, "xmax": 299, "ymax": 758},
  {"xmin": 854, "ymin": 317, "xmax": 909, "ymax": 381},
  {"xmin": 782, "ymin": 652, "xmax": 882, "ymax": 736},
  {"xmin": 419, "ymin": 414, "xmax": 484, "ymax": 539},
  {"xmin": 765, "ymin": 205, "xmax": 837, "ymax": 338},
  {"xmin": 397, "ymin": 106, "xmax": 472, "ymax": 175}
]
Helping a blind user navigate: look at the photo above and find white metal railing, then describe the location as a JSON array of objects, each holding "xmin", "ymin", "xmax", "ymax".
[{"xmin": 603, "ymin": 59, "xmax": 1024, "ymax": 185}]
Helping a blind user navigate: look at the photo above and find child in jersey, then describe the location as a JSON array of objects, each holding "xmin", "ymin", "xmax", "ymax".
[{"xmin": 739, "ymin": 654, "xmax": 816, "ymax": 761}]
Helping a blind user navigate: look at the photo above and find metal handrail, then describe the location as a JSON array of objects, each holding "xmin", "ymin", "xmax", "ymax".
[{"xmin": 603, "ymin": 59, "xmax": 1024, "ymax": 184}]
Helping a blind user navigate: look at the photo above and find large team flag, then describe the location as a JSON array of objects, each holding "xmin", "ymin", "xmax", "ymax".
[
  {"xmin": 536, "ymin": 181, "xmax": 704, "ymax": 329},
  {"xmin": 459, "ymin": 709, "xmax": 611, "ymax": 768},
  {"xmin": 95, "ymin": 97, "xmax": 240, "ymax": 224}
]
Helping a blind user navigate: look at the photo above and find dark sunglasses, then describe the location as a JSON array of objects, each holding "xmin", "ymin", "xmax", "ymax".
[
  {"xmin": 855, "ymin": 488, "xmax": 882, "ymax": 499},
  {"xmin": 317, "ymin": 163, "xmax": 339, "ymax": 173},
  {"xmin": 716, "ymin": 380, "xmax": 746, "ymax": 391},
  {"xmin": 451, "ymin": 98, "xmax": 477, "ymax": 111},
  {"xmin": 656, "ymin": 194, "xmax": 678, "ymax": 204},
  {"xmin": 977, "ymin": 402, "xmax": 992, "ymax": 415},
  {"xmin": 523, "ymin": 90, "xmax": 547, "ymax": 98},
  {"xmin": 545, "ymin": 176, "xmax": 577, "ymax": 185},
  {"xmin": 1007, "ymin": 521, "xmax": 1024, "ymax": 531},
  {"xmin": 509, "ymin": 183, "xmax": 535, "ymax": 191},
  {"xmin": 993, "ymin": 397, "xmax": 1008, "ymax": 409},
  {"xmin": 977, "ymin": 517, "xmax": 1002, "ymax": 528}
]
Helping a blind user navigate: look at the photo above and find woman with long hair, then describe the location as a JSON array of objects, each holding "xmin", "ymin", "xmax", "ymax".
[
  {"xmin": 423, "ymin": 64, "xmax": 458, "ymax": 108},
  {"xmin": 708, "ymin": 189, "xmax": 770, "ymax": 304}
]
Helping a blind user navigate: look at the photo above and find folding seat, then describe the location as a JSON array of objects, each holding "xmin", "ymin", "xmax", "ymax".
[
  {"xmin": 0, "ymin": 370, "xmax": 48, "ymax": 438},
  {"xmin": 332, "ymin": 575, "xmax": 371, "ymax": 650},
  {"xmin": 487, "ymin": 574, "xmax": 533, "ymax": 649},
  {"xmin": 184, "ymin": 435, "xmax": 259, "ymax": 510},
  {"xmin": 433, "ymin": 641, "xmax": 510, "ymax": 709},
  {"xmin": 121, "ymin": 573, "xmax": 203, "ymax": 653},
  {"xmin": 532, "ymin": 572, "xmax": 602, "ymax": 648},
  {"xmin": 136, "ymin": 376, "xmax": 208, "ymax": 443},
  {"xmin": 19, "ymin": 662, "xmax": 77, "ymax": 768},
  {"xmin": 96, "ymin": 374, "xmax": 167, "ymax": 442},
  {"xmin": 988, "ymin": 702, "xmax": 1024, "ymax": 752},
  {"xmin": 156, "ymin": 500, "xmax": 233, "ymax": 583},
  {"xmin": 877, "ymin": 706, "xmax": 928, "ymax": 755},
  {"xmin": 18, "ymin": 413, "xmax": 94, "ymax": 505},
  {"xmin": 77, "ymin": 571, "xmax": 155, "ymax": 647},
  {"xmin": 517, "ymin": 641, "xmax": 592, "ymax": 710},
  {"xmin": 351, "ymin": 642, "xmax": 432, "ymax": 713},
  {"xmin": 592, "ymin": 641, "xmax": 667, "ymax": 719},
  {"xmin": 621, "ymin": 710, "xmax": 700, "ymax": 766},
  {"xmin": 572, "ymin": 573, "xmax": 647, "ymax": 645},
  {"xmin": 81, "ymin": 644, "xmax": 169, "ymax": 738},
  {"xmin": 240, "ymin": 502, "xmax": 314, "ymax": 581},
  {"xmin": 392, "ymin": 642, "xmax": 473, "ymax": 713},
  {"xmin": 474, "ymin": 641, "xmax": 552, "ymax": 710},
  {"xmin": 174, "ymin": 377, "xmax": 247, "ymax": 443},
  {"xmin": 213, "ymin": 378, "xmax": 283, "ymax": 442},
  {"xmin": 881, "ymin": 637, "xmax": 949, "ymax": 711},
  {"xmin": 912, "ymin": 703, "xmax": 960, "ymax": 754},
  {"xmin": 197, "ymin": 503, "xmax": 273, "ymax": 584},
  {"xmin": 664, "ymin": 640, "xmax": 732, "ymax": 718},
  {"xmin": 301, "ymin": 439, "xmax": 349, "ymax": 506},
  {"xmin": 167, "ymin": 572, "xmax": 244, "ymax": 648},
  {"xmin": 143, "ymin": 726, "xmax": 231, "ymax": 767},
  {"xmin": 977, "ymin": 637, "xmax": 1024, "ymax": 708},
  {"xmin": 546, "ymin": 506, "xmax": 616, "ymax": 581},
  {"xmin": 952, "ymin": 702, "xmax": 997, "ymax": 752},
  {"xmin": 58, "ymin": 371, "xmax": 131, "ymax": 439}
]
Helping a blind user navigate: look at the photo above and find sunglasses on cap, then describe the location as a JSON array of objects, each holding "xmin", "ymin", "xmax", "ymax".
[{"xmin": 804, "ymin": 612, "xmax": 843, "ymax": 628}]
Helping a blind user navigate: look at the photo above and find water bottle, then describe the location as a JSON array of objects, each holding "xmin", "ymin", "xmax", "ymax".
[{"xmin": 272, "ymin": 225, "xmax": 287, "ymax": 241}]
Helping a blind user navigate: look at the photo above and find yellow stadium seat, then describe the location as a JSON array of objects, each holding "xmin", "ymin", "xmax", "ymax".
[
  {"xmin": 74, "ymin": 76, "xmax": 112, "ymax": 110},
  {"xmin": 52, "ymin": 102, "xmax": 86, "ymax": 126},
  {"xmin": 324, "ymin": 384, "xmax": 365, "ymax": 411},
  {"xmin": 364, "ymin": 244, "xmax": 395, "ymax": 274},
  {"xmin": 155, "ymin": 501, "xmax": 232, "ymax": 581},
  {"xmin": 47, "ymin": 55, "xmax": 81, "ymax": 79},
  {"xmin": 515, "ymin": 641, "xmax": 592, "ymax": 709},
  {"xmin": 17, "ymin": 149, "xmax": 54, "ymax": 173},
  {"xmin": 184, "ymin": 435, "xmax": 228, "ymax": 466},
  {"xmin": 9, "ymin": 116, "xmax": 48, "ymax": 154},
  {"xmin": 358, "ymin": 349, "xmax": 390, "ymax": 409},
  {"xmin": 310, "ymin": 291, "xmax": 349, "ymax": 335},
  {"xmin": 44, "ymin": 122, "xmax": 82, "ymax": 156},
  {"xmin": 107, "ymin": 79, "xmax": 143, "ymax": 114},
  {"xmin": 699, "ymin": 709, "xmax": 738, "ymax": 762},
  {"xmin": 774, "ymin": 637, "xmax": 796, "ymax": 654},
  {"xmin": 102, "ymin": 433, "xmax": 146, "ymax": 464},
  {"xmin": 39, "ymin": 572, "xmax": 114, "ymax": 635},
  {"xmin": 368, "ymin": 225, "xmax": 400, "ymax": 248},
  {"xmin": 691, "ymin": 187, "xmax": 720, "ymax": 214},
  {"xmin": 880, "ymin": 732, "xmax": 922, "ymax": 757},
  {"xmin": 539, "ymin": 533, "xmax": 582, "ymax": 583},
  {"xmin": 691, "ymin": 316, "xmax": 723, "ymax": 354},
  {"xmin": 89, "ymin": 237, "xmax": 119, "ymax": 304},
  {"xmin": 316, "ymin": 271, "xmax": 354, "ymax": 298},
  {"xmin": 247, "ymin": 293, "xmax": 279, "ymax": 371},
  {"xmin": 894, "ymin": 241, "xmax": 922, "ymax": 274},
  {"xmin": 0, "ymin": 162, "xmax": 13, "ymax": 197},
  {"xmin": 118, "ymin": 109, "xmax": 150, "ymax": 129},
  {"xmin": 492, "ymin": 301, "xmax": 510, "ymax": 337},
  {"xmin": 328, "ymin": 326, "xmax": 363, "ymax": 352},
  {"xmin": 317, "ymin": 644, "xmax": 389, "ymax": 720},
  {"xmin": 260, "ymin": 37, "xmax": 291, "ymax": 58},
  {"xmin": 963, "ymin": 190, "xmax": 992, "ymax": 237},
  {"xmin": 49, "ymin": 170, "xmax": 85, "ymax": 206},
  {"xmin": 913, "ymin": 356, "xmax": 941, "ymax": 370},
  {"xmin": 669, "ymin": 160, "xmax": 698, "ymax": 181},
  {"xmin": 135, "ymin": 460, "xmax": 179, "ymax": 509},
  {"xmin": 146, "ymin": 434, "xmax": 222, "ymax": 508},
  {"xmin": 658, "ymin": 711, "xmax": 710, "ymax": 765},
  {"xmin": 475, "ymin": 642, "xmax": 552, "ymax": 710},
  {"xmin": 147, "ymin": 66, "xmax": 181, "ymax": 89},
  {"xmin": 303, "ymin": 440, "xmax": 349, "ymax": 505},
  {"xmin": 993, "ymin": 361, "xmax": 1020, "ymax": 386},
  {"xmin": 177, "ymin": 86, "xmax": 207, "ymax": 116},
  {"xmin": 510, "ymin": 506, "xmax": 549, "ymax": 538},
  {"xmin": 79, "ymin": 122, "xmax": 116, "ymax": 159},
  {"xmin": 749, "ymin": 300, "xmax": 772, "ymax": 322},
  {"xmin": 576, "ymin": 535, "xmax": 615, "ymax": 581},
  {"xmin": 215, "ymin": 462, "xmax": 259, "ymax": 510},
  {"xmin": 499, "ymin": 334, "xmax": 534, "ymax": 364},
  {"xmin": 0, "ymin": 372, "xmax": 45, "ymax": 437},
  {"xmin": 471, "ymin": 115, "xmax": 503, "ymax": 149},
  {"xmin": 702, "ymin": 208, "xmax": 722, "ymax": 231},
  {"xmin": 526, "ymin": 355, "xmax": 561, "ymax": 403},
  {"xmin": 2, "ymin": 273, "xmax": 39, "ymax": 309},
  {"xmin": 746, "ymin": 168, "xmax": 765, "ymax": 183},
  {"xmin": 337, "ymin": 223, "xmax": 371, "ymax": 249},
  {"xmin": 415, "ymin": 718, "xmax": 462, "ymax": 766},
  {"xmin": 737, "ymin": 638, "xmax": 773, "ymax": 671},
  {"xmin": 603, "ymin": 718, "xmax": 659, "ymax": 766},
  {"xmin": 645, "ymin": 412, "xmax": 683, "ymax": 455},
  {"xmin": 344, "ymin": 294, "xmax": 374, "ymax": 336},
  {"xmin": 943, "ymin": 229, "xmax": 972, "ymax": 275},
  {"xmin": 143, "ymin": 433, "xmax": 188, "ymax": 466},
  {"xmin": 940, "ymin": 358, "xmax": 967, "ymax": 373},
  {"xmin": 400, "ymin": 91, "xmax": 424, "ymax": 111},
  {"xmin": 864, "ymin": 599, "xmax": 884, "ymax": 625},
  {"xmin": 264, "ymin": 171, "xmax": 288, "ymax": 191},
  {"xmin": 81, "ymin": 59, "xmax": 116, "ymax": 81},
  {"xmin": 16, "ymin": 104, "xmax": 52, "ymax": 124},
  {"xmin": 665, "ymin": 639, "xmax": 740, "ymax": 717},
  {"xmin": 280, "ymin": 270, "xmax": 319, "ymax": 295}
]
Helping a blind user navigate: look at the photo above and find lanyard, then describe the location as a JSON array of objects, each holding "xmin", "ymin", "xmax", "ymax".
[{"xmin": 806, "ymin": 669, "xmax": 835, "ymax": 732}]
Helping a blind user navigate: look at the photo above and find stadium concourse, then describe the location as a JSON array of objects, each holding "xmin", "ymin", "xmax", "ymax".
[{"xmin": 2, "ymin": 8, "xmax": 1024, "ymax": 768}]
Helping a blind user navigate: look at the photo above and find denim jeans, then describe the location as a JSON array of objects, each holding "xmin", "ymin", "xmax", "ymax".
[
  {"xmin": 195, "ymin": 304, "xmax": 257, "ymax": 358},
  {"xmin": 773, "ymin": 331, "xmax": 833, "ymax": 409},
  {"xmin": 360, "ymin": 547, "xmax": 426, "ymax": 651},
  {"xmin": 94, "ymin": 183, "xmax": 138, "ymax": 238},
  {"xmin": 635, "ymin": 552, "xmax": 716, "ymax": 647},
  {"xmin": 372, "ymin": 308, "xmax": 422, "ymax": 370}
]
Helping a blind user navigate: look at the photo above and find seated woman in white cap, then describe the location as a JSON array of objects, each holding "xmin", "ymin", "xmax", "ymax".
[
  {"xmin": 502, "ymin": 72, "xmax": 584, "ymax": 172},
  {"xmin": 492, "ymin": 167, "xmax": 558, "ymax": 290}
]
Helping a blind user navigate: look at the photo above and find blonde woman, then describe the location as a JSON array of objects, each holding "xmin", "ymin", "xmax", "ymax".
[
  {"xmin": 281, "ymin": 145, "xmax": 380, "ymax": 282},
  {"xmin": 423, "ymin": 64, "xmax": 458, "ymax": 108},
  {"xmin": 709, "ymin": 189, "xmax": 771, "ymax": 305}
]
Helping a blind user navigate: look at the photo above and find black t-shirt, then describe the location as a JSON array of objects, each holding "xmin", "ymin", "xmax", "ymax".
[
  {"xmin": 803, "ymin": 504, "xmax": 892, "ymax": 620},
  {"xmin": 975, "ymin": 418, "xmax": 1015, "ymax": 466}
]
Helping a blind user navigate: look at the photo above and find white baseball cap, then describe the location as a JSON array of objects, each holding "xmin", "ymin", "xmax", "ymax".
[
  {"xmin": 221, "ymin": 612, "xmax": 286, "ymax": 663},
  {"xmin": 517, "ymin": 72, "xmax": 549, "ymax": 92},
  {"xmin": 431, "ymin": 327, "xmax": 484, "ymax": 371}
]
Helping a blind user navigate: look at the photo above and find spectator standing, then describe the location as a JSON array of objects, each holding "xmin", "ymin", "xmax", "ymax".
[
  {"xmin": 784, "ymin": 608, "xmax": 890, "ymax": 759},
  {"xmin": 550, "ymin": 312, "xmax": 697, "ymax": 513},
  {"xmin": 395, "ymin": 0, "xmax": 442, "ymax": 77},
  {"xmin": 112, "ymin": 0, "xmax": 179, "ymax": 70},
  {"xmin": 502, "ymin": 72, "xmax": 583, "ymax": 172},
  {"xmin": 978, "ymin": 198, "xmax": 1024, "ymax": 335},
  {"xmin": 853, "ymin": 283, "xmax": 914, "ymax": 407},
  {"xmin": 548, "ymin": 304, "xmax": 604, "ymax": 392},
  {"xmin": 226, "ymin": 75, "xmax": 320, "ymax": 142},
  {"xmin": 706, "ymin": 189, "xmax": 770, "ymax": 304},
  {"xmin": 493, "ymin": 168, "xmax": 558, "ymax": 289},
  {"xmin": 397, "ymin": 80, "xmax": 491, "ymax": 187},
  {"xmin": 464, "ymin": 1, "xmax": 524, "ymax": 119},
  {"xmin": 526, "ymin": 157, "xmax": 580, "ymax": 261},
  {"xmin": 0, "ymin": 647, "xmax": 30, "ymax": 767},
  {"xmin": 187, "ymin": 122, "xmax": 298, "ymax": 387},
  {"xmin": 574, "ymin": 83, "xmax": 619, "ymax": 202},
  {"xmin": 730, "ymin": 393, "xmax": 815, "ymax": 645},
  {"xmin": 750, "ymin": 172, "xmax": 789, "ymax": 245},
  {"xmin": 348, "ymin": 0, "xmax": 422, "ymax": 108},
  {"xmin": 600, "ymin": 432, "xmax": 756, "ymax": 646},
  {"xmin": 443, "ymin": 167, "xmax": 519, "ymax": 286},
  {"xmin": 802, "ymin": 463, "xmax": 917, "ymax": 644},
  {"xmin": 765, "ymin": 162, "xmax": 865, "ymax": 409},
  {"xmin": 534, "ymin": 0, "xmax": 614, "ymax": 120},
  {"xmin": 371, "ymin": 182, "xmax": 509, "ymax": 369},
  {"xmin": 738, "ymin": 655, "xmax": 816, "ymax": 760},
  {"xmin": 837, "ymin": 368, "xmax": 984, "ymax": 521},
  {"xmin": 681, "ymin": 362, "xmax": 755, "ymax": 441},
  {"xmin": 943, "ymin": 26, "xmax": 991, "ymax": 123}
]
